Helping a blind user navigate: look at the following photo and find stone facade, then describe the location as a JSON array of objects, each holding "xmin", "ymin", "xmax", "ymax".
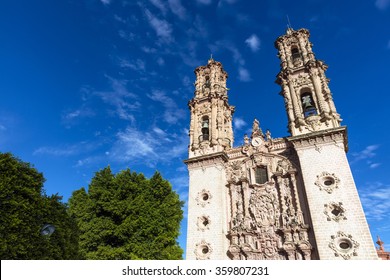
[{"xmin": 185, "ymin": 28, "xmax": 378, "ymax": 260}]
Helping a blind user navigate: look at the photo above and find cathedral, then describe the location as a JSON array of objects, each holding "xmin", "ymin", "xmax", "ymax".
[{"xmin": 184, "ymin": 28, "xmax": 378, "ymax": 260}]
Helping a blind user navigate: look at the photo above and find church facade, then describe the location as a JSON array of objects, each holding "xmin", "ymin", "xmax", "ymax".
[{"xmin": 184, "ymin": 28, "xmax": 378, "ymax": 260}]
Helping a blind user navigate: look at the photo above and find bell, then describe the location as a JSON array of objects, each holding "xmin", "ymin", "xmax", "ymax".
[{"xmin": 202, "ymin": 121, "xmax": 209, "ymax": 129}]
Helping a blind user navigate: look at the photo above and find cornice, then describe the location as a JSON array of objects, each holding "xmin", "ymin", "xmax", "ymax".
[
  {"xmin": 287, "ymin": 126, "xmax": 348, "ymax": 152},
  {"xmin": 184, "ymin": 152, "xmax": 229, "ymax": 169}
]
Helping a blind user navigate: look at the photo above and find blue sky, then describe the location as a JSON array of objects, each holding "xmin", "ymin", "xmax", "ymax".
[{"xmin": 1, "ymin": 0, "xmax": 390, "ymax": 256}]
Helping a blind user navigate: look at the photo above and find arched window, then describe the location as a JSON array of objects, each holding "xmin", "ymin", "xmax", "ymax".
[
  {"xmin": 301, "ymin": 91, "xmax": 317, "ymax": 117},
  {"xmin": 201, "ymin": 116, "xmax": 209, "ymax": 141},
  {"xmin": 291, "ymin": 46, "xmax": 301, "ymax": 63},
  {"xmin": 255, "ymin": 166, "xmax": 268, "ymax": 184}
]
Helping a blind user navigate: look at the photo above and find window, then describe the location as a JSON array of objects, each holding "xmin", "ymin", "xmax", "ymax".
[
  {"xmin": 291, "ymin": 46, "xmax": 302, "ymax": 63},
  {"xmin": 301, "ymin": 92, "xmax": 317, "ymax": 117},
  {"xmin": 255, "ymin": 166, "xmax": 268, "ymax": 184},
  {"xmin": 201, "ymin": 116, "xmax": 209, "ymax": 141}
]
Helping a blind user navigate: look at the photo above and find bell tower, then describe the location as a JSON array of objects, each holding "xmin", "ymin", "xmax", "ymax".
[
  {"xmin": 188, "ymin": 58, "xmax": 235, "ymax": 158},
  {"xmin": 275, "ymin": 28, "xmax": 378, "ymax": 259},
  {"xmin": 185, "ymin": 58, "xmax": 234, "ymax": 260},
  {"xmin": 275, "ymin": 28, "xmax": 341, "ymax": 136}
]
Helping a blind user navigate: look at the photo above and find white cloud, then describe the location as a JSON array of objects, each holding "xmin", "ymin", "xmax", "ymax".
[
  {"xmin": 100, "ymin": 0, "xmax": 111, "ymax": 5},
  {"xmin": 61, "ymin": 107, "xmax": 95, "ymax": 127},
  {"xmin": 118, "ymin": 30, "xmax": 135, "ymax": 41},
  {"xmin": 108, "ymin": 126, "xmax": 188, "ymax": 166},
  {"xmin": 149, "ymin": 0, "xmax": 168, "ymax": 14},
  {"xmin": 118, "ymin": 58, "xmax": 146, "ymax": 71},
  {"xmin": 238, "ymin": 67, "xmax": 251, "ymax": 82},
  {"xmin": 233, "ymin": 117, "xmax": 247, "ymax": 130},
  {"xmin": 359, "ymin": 182, "xmax": 390, "ymax": 221},
  {"xmin": 147, "ymin": 90, "xmax": 186, "ymax": 124},
  {"xmin": 168, "ymin": 0, "xmax": 187, "ymax": 20},
  {"xmin": 145, "ymin": 10, "xmax": 173, "ymax": 43},
  {"xmin": 197, "ymin": 0, "xmax": 213, "ymax": 4},
  {"xmin": 34, "ymin": 141, "xmax": 98, "ymax": 157},
  {"xmin": 157, "ymin": 57, "xmax": 165, "ymax": 66},
  {"xmin": 94, "ymin": 76, "xmax": 140, "ymax": 122},
  {"xmin": 375, "ymin": 0, "xmax": 390, "ymax": 10},
  {"xmin": 245, "ymin": 34, "xmax": 261, "ymax": 52},
  {"xmin": 370, "ymin": 163, "xmax": 381, "ymax": 169},
  {"xmin": 351, "ymin": 144, "xmax": 379, "ymax": 163}
]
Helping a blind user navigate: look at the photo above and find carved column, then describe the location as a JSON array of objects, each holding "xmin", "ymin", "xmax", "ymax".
[{"xmin": 211, "ymin": 98, "xmax": 218, "ymax": 145}]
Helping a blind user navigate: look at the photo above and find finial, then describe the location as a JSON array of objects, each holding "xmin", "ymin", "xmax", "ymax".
[
  {"xmin": 208, "ymin": 54, "xmax": 214, "ymax": 64},
  {"xmin": 286, "ymin": 15, "xmax": 294, "ymax": 34},
  {"xmin": 377, "ymin": 236, "xmax": 385, "ymax": 251}
]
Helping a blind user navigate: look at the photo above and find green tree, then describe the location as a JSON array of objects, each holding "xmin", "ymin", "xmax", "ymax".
[
  {"xmin": 0, "ymin": 152, "xmax": 80, "ymax": 259},
  {"xmin": 68, "ymin": 166, "xmax": 184, "ymax": 260}
]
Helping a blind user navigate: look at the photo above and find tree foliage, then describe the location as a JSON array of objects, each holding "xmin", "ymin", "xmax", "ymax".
[
  {"xmin": 0, "ymin": 152, "xmax": 80, "ymax": 259},
  {"xmin": 68, "ymin": 166, "xmax": 184, "ymax": 260}
]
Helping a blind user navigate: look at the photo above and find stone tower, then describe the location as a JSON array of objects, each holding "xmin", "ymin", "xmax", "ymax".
[{"xmin": 185, "ymin": 28, "xmax": 378, "ymax": 260}]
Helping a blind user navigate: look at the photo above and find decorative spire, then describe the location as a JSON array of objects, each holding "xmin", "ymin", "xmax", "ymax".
[
  {"xmin": 208, "ymin": 54, "xmax": 214, "ymax": 64},
  {"xmin": 376, "ymin": 236, "xmax": 385, "ymax": 251}
]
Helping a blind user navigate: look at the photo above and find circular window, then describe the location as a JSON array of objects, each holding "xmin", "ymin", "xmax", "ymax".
[
  {"xmin": 195, "ymin": 241, "xmax": 212, "ymax": 259},
  {"xmin": 196, "ymin": 189, "xmax": 212, "ymax": 207},
  {"xmin": 315, "ymin": 172, "xmax": 340, "ymax": 194},
  {"xmin": 324, "ymin": 178, "xmax": 334, "ymax": 186},
  {"xmin": 337, "ymin": 238, "xmax": 352, "ymax": 252}
]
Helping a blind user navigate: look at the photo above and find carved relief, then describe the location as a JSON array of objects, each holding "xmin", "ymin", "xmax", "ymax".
[
  {"xmin": 227, "ymin": 155, "xmax": 314, "ymax": 260},
  {"xmin": 195, "ymin": 240, "xmax": 213, "ymax": 260},
  {"xmin": 315, "ymin": 172, "xmax": 340, "ymax": 193},
  {"xmin": 197, "ymin": 215, "xmax": 211, "ymax": 231},
  {"xmin": 329, "ymin": 232, "xmax": 359, "ymax": 259},
  {"xmin": 249, "ymin": 185, "xmax": 280, "ymax": 227},
  {"xmin": 324, "ymin": 202, "xmax": 347, "ymax": 222},
  {"xmin": 196, "ymin": 189, "xmax": 212, "ymax": 207}
]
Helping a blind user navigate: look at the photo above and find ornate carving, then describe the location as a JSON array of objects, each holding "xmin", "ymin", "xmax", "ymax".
[
  {"xmin": 195, "ymin": 240, "xmax": 213, "ymax": 260},
  {"xmin": 324, "ymin": 202, "xmax": 347, "ymax": 222},
  {"xmin": 196, "ymin": 189, "xmax": 212, "ymax": 207},
  {"xmin": 197, "ymin": 215, "xmax": 211, "ymax": 231},
  {"xmin": 304, "ymin": 115, "xmax": 322, "ymax": 132},
  {"xmin": 329, "ymin": 231, "xmax": 359, "ymax": 259},
  {"xmin": 315, "ymin": 172, "xmax": 340, "ymax": 194},
  {"xmin": 249, "ymin": 185, "xmax": 280, "ymax": 228},
  {"xmin": 227, "ymin": 155, "xmax": 314, "ymax": 260},
  {"xmin": 292, "ymin": 74, "xmax": 311, "ymax": 87}
]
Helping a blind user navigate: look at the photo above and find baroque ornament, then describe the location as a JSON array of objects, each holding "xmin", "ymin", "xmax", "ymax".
[
  {"xmin": 329, "ymin": 231, "xmax": 359, "ymax": 259},
  {"xmin": 196, "ymin": 189, "xmax": 212, "ymax": 207},
  {"xmin": 315, "ymin": 171, "xmax": 340, "ymax": 194}
]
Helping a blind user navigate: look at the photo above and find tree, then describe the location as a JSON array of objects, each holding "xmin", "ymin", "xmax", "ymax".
[
  {"xmin": 68, "ymin": 166, "xmax": 184, "ymax": 260},
  {"xmin": 0, "ymin": 152, "xmax": 80, "ymax": 259}
]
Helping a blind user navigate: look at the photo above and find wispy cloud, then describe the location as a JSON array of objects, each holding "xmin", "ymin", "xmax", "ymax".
[
  {"xmin": 61, "ymin": 107, "xmax": 95, "ymax": 127},
  {"xmin": 168, "ymin": 0, "xmax": 187, "ymax": 20},
  {"xmin": 145, "ymin": 9, "xmax": 173, "ymax": 43},
  {"xmin": 147, "ymin": 90, "xmax": 186, "ymax": 124},
  {"xmin": 108, "ymin": 126, "xmax": 188, "ymax": 167},
  {"xmin": 118, "ymin": 58, "xmax": 146, "ymax": 72},
  {"xmin": 351, "ymin": 144, "xmax": 379, "ymax": 163},
  {"xmin": 196, "ymin": 0, "xmax": 213, "ymax": 4},
  {"xmin": 359, "ymin": 182, "xmax": 390, "ymax": 221},
  {"xmin": 94, "ymin": 76, "xmax": 140, "ymax": 122},
  {"xmin": 375, "ymin": 0, "xmax": 390, "ymax": 10},
  {"xmin": 34, "ymin": 141, "xmax": 98, "ymax": 157},
  {"xmin": 233, "ymin": 117, "xmax": 247, "ymax": 130},
  {"xmin": 149, "ymin": 0, "xmax": 168, "ymax": 15},
  {"xmin": 238, "ymin": 66, "xmax": 251, "ymax": 82},
  {"xmin": 210, "ymin": 40, "xmax": 250, "ymax": 81},
  {"xmin": 245, "ymin": 34, "xmax": 261, "ymax": 52},
  {"xmin": 100, "ymin": 0, "xmax": 111, "ymax": 5}
]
